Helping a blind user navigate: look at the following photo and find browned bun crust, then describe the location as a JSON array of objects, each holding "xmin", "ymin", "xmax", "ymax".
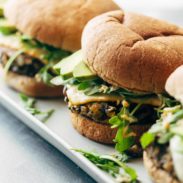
[
  {"xmin": 165, "ymin": 65, "xmax": 183, "ymax": 103},
  {"xmin": 82, "ymin": 10, "xmax": 183, "ymax": 93},
  {"xmin": 71, "ymin": 112, "xmax": 152, "ymax": 144},
  {"xmin": 4, "ymin": 0, "xmax": 119, "ymax": 52},
  {"xmin": 71, "ymin": 112, "xmax": 116, "ymax": 144},
  {"xmin": 5, "ymin": 71, "xmax": 63, "ymax": 98},
  {"xmin": 143, "ymin": 151, "xmax": 180, "ymax": 183}
]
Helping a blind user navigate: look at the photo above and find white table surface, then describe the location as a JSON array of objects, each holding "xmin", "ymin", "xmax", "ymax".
[{"xmin": 0, "ymin": 104, "xmax": 95, "ymax": 183}]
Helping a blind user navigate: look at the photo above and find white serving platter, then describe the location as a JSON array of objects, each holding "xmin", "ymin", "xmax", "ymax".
[
  {"xmin": 2, "ymin": 1, "xmax": 182, "ymax": 182},
  {"xmin": 0, "ymin": 77, "xmax": 151, "ymax": 183}
]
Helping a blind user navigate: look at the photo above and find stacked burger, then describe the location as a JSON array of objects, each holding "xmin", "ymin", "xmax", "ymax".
[
  {"xmin": 52, "ymin": 10, "xmax": 183, "ymax": 156},
  {"xmin": 142, "ymin": 66, "xmax": 183, "ymax": 183},
  {"xmin": 0, "ymin": 0, "xmax": 119, "ymax": 97}
]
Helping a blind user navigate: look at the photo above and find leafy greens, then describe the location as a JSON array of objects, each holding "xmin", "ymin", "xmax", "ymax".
[
  {"xmin": 4, "ymin": 50, "xmax": 23, "ymax": 74},
  {"xmin": 0, "ymin": 24, "xmax": 72, "ymax": 85},
  {"xmin": 109, "ymin": 100, "xmax": 142, "ymax": 153},
  {"xmin": 74, "ymin": 149, "xmax": 138, "ymax": 183},
  {"xmin": 20, "ymin": 35, "xmax": 71, "ymax": 62},
  {"xmin": 140, "ymin": 103, "xmax": 183, "ymax": 149},
  {"xmin": 19, "ymin": 93, "xmax": 55, "ymax": 122}
]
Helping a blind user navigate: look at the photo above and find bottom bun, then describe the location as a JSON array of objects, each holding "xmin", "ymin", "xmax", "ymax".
[
  {"xmin": 71, "ymin": 112, "xmax": 152, "ymax": 145},
  {"xmin": 143, "ymin": 151, "xmax": 180, "ymax": 183},
  {"xmin": 5, "ymin": 71, "xmax": 63, "ymax": 98},
  {"xmin": 71, "ymin": 112, "xmax": 117, "ymax": 144}
]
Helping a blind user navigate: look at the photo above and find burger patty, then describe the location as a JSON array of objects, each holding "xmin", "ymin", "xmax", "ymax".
[
  {"xmin": 0, "ymin": 47, "xmax": 44, "ymax": 77},
  {"xmin": 146, "ymin": 142, "xmax": 178, "ymax": 180},
  {"xmin": 66, "ymin": 96, "xmax": 157, "ymax": 124},
  {"xmin": 69, "ymin": 102, "xmax": 118, "ymax": 123}
]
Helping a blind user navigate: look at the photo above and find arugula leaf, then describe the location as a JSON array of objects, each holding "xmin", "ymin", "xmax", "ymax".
[
  {"xmin": 114, "ymin": 127, "xmax": 135, "ymax": 153},
  {"xmin": 100, "ymin": 155, "xmax": 137, "ymax": 181},
  {"xmin": 20, "ymin": 35, "xmax": 72, "ymax": 85},
  {"xmin": 4, "ymin": 50, "xmax": 23, "ymax": 74},
  {"xmin": 162, "ymin": 95, "xmax": 179, "ymax": 107},
  {"xmin": 79, "ymin": 79, "xmax": 155, "ymax": 99},
  {"xmin": 74, "ymin": 149, "xmax": 138, "ymax": 183},
  {"xmin": 158, "ymin": 132, "xmax": 173, "ymax": 144},
  {"xmin": 109, "ymin": 101, "xmax": 142, "ymax": 153},
  {"xmin": 84, "ymin": 85, "xmax": 101, "ymax": 96},
  {"xmin": 156, "ymin": 95, "xmax": 179, "ymax": 117},
  {"xmin": 19, "ymin": 93, "xmax": 54, "ymax": 122},
  {"xmin": 118, "ymin": 88, "xmax": 154, "ymax": 99},
  {"xmin": 77, "ymin": 81, "xmax": 91, "ymax": 90},
  {"xmin": 115, "ymin": 153, "xmax": 130, "ymax": 163},
  {"xmin": 20, "ymin": 35, "xmax": 71, "ymax": 62},
  {"xmin": 142, "ymin": 104, "xmax": 183, "ymax": 148},
  {"xmin": 19, "ymin": 93, "xmax": 36, "ymax": 108},
  {"xmin": 140, "ymin": 133, "xmax": 155, "ymax": 149},
  {"xmin": 109, "ymin": 116, "xmax": 122, "ymax": 128},
  {"xmin": 36, "ymin": 63, "xmax": 54, "ymax": 85}
]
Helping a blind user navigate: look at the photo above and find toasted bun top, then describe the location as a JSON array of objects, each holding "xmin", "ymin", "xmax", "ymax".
[
  {"xmin": 165, "ymin": 65, "xmax": 183, "ymax": 103},
  {"xmin": 4, "ymin": 0, "xmax": 119, "ymax": 52},
  {"xmin": 82, "ymin": 10, "xmax": 183, "ymax": 93}
]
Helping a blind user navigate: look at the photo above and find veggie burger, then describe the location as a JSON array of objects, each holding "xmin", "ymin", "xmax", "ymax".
[
  {"xmin": 0, "ymin": 0, "xmax": 119, "ymax": 97},
  {"xmin": 142, "ymin": 65, "xmax": 183, "ymax": 183},
  {"xmin": 52, "ymin": 10, "xmax": 183, "ymax": 155}
]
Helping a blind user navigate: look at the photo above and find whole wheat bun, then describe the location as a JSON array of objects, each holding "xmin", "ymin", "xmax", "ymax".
[
  {"xmin": 4, "ymin": 0, "xmax": 119, "ymax": 52},
  {"xmin": 5, "ymin": 71, "xmax": 63, "ymax": 98},
  {"xmin": 71, "ymin": 112, "xmax": 152, "ymax": 145},
  {"xmin": 82, "ymin": 10, "xmax": 183, "ymax": 93},
  {"xmin": 165, "ymin": 65, "xmax": 183, "ymax": 104},
  {"xmin": 143, "ymin": 151, "xmax": 180, "ymax": 183}
]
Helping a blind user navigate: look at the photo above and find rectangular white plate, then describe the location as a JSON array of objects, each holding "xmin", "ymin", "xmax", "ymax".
[
  {"xmin": 3, "ymin": 1, "xmax": 181, "ymax": 182},
  {"xmin": 0, "ymin": 78, "xmax": 151, "ymax": 183}
]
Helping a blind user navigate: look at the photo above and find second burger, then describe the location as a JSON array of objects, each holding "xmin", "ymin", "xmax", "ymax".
[
  {"xmin": 52, "ymin": 10, "xmax": 183, "ymax": 155},
  {"xmin": 0, "ymin": 0, "xmax": 119, "ymax": 97}
]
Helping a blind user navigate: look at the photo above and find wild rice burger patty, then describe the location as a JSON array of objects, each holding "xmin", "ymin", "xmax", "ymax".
[
  {"xmin": 66, "ymin": 94, "xmax": 157, "ymax": 124},
  {"xmin": 0, "ymin": 47, "xmax": 45, "ymax": 77},
  {"xmin": 145, "ymin": 142, "xmax": 179, "ymax": 181}
]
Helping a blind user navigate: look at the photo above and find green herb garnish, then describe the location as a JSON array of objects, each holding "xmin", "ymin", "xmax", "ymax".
[
  {"xmin": 19, "ymin": 93, "xmax": 54, "ymax": 122},
  {"xmin": 20, "ymin": 35, "xmax": 72, "ymax": 85},
  {"xmin": 141, "ymin": 104, "xmax": 183, "ymax": 148},
  {"xmin": 4, "ymin": 50, "xmax": 23, "ymax": 74},
  {"xmin": 74, "ymin": 149, "xmax": 138, "ymax": 183},
  {"xmin": 36, "ymin": 63, "xmax": 55, "ymax": 85},
  {"xmin": 109, "ymin": 100, "xmax": 142, "ymax": 153},
  {"xmin": 20, "ymin": 35, "xmax": 71, "ymax": 62},
  {"xmin": 140, "ymin": 133, "xmax": 155, "ymax": 149},
  {"xmin": 156, "ymin": 95, "xmax": 179, "ymax": 117}
]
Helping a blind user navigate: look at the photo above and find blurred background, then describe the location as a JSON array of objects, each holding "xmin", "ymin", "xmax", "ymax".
[{"xmin": 115, "ymin": 0, "xmax": 183, "ymax": 26}]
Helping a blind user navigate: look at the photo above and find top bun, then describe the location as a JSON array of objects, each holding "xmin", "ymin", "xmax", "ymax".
[
  {"xmin": 165, "ymin": 65, "xmax": 183, "ymax": 103},
  {"xmin": 4, "ymin": 0, "xmax": 119, "ymax": 52},
  {"xmin": 82, "ymin": 10, "xmax": 183, "ymax": 93}
]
